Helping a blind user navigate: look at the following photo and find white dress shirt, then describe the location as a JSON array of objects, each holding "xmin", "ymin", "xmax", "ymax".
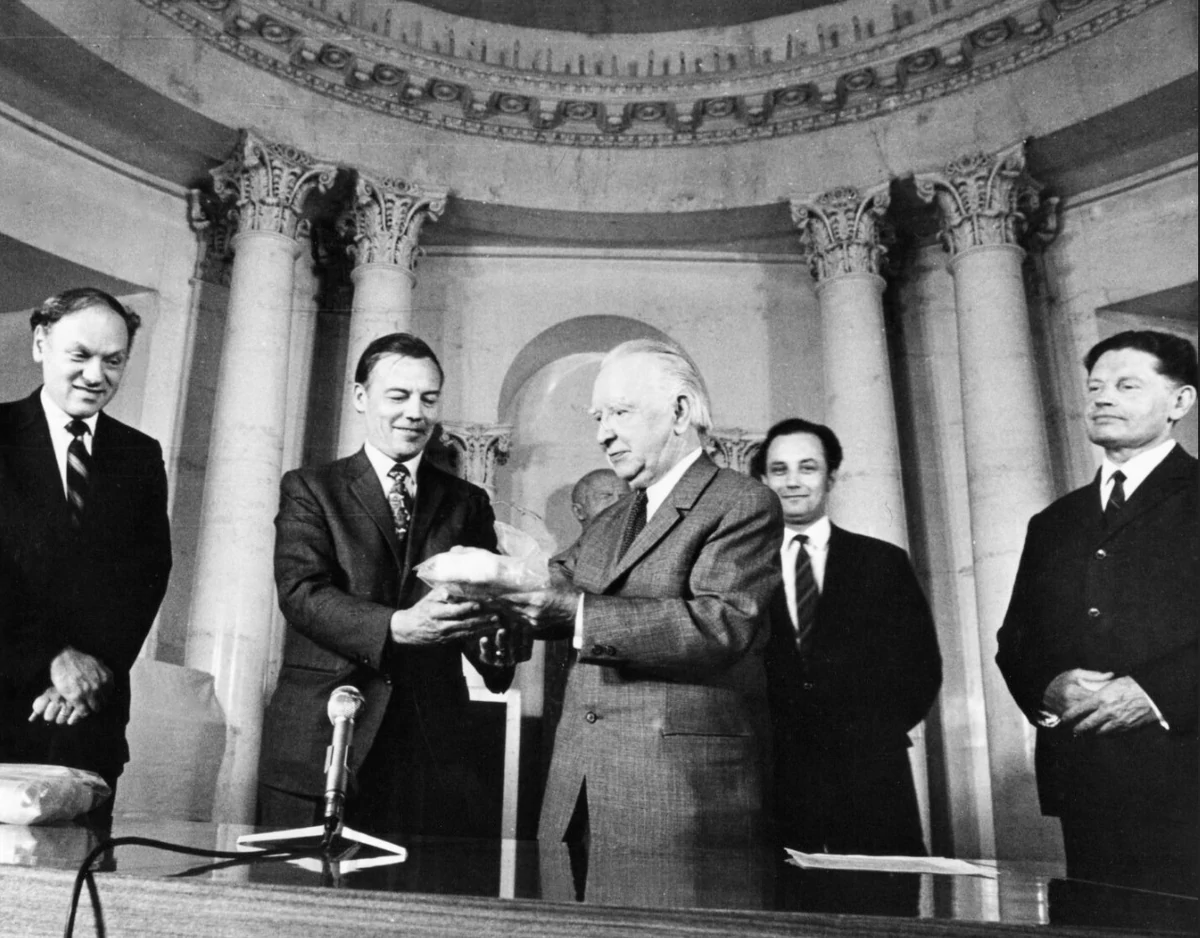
[
  {"xmin": 779, "ymin": 514, "xmax": 831, "ymax": 631},
  {"xmin": 363, "ymin": 440, "xmax": 423, "ymax": 500},
  {"xmin": 1099, "ymin": 438, "xmax": 1176, "ymax": 509},
  {"xmin": 40, "ymin": 387, "xmax": 98, "ymax": 498}
]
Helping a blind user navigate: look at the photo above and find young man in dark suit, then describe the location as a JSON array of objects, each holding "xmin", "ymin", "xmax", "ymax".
[
  {"xmin": 0, "ymin": 288, "xmax": 172, "ymax": 824},
  {"xmin": 259, "ymin": 333, "xmax": 514, "ymax": 837},
  {"xmin": 998, "ymin": 330, "xmax": 1197, "ymax": 896},
  {"xmin": 754, "ymin": 418, "xmax": 942, "ymax": 858}
]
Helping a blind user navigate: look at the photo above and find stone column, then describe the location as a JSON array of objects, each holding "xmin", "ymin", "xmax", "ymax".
[
  {"xmin": 916, "ymin": 142, "xmax": 1060, "ymax": 860},
  {"xmin": 336, "ymin": 175, "xmax": 447, "ymax": 457},
  {"xmin": 437, "ymin": 422, "xmax": 513, "ymax": 495},
  {"xmin": 790, "ymin": 184, "xmax": 907, "ymax": 547},
  {"xmin": 184, "ymin": 132, "xmax": 336, "ymax": 824}
]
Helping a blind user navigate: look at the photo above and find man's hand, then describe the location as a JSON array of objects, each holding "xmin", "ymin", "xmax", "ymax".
[
  {"xmin": 500, "ymin": 586, "xmax": 580, "ymax": 637},
  {"xmin": 390, "ymin": 588, "xmax": 500, "ymax": 646},
  {"xmin": 49, "ymin": 647, "xmax": 113, "ymax": 714},
  {"xmin": 29, "ymin": 687, "xmax": 89, "ymax": 725},
  {"xmin": 1042, "ymin": 668, "xmax": 1114, "ymax": 717},
  {"xmin": 478, "ymin": 622, "xmax": 534, "ymax": 668},
  {"xmin": 1062, "ymin": 675, "xmax": 1159, "ymax": 735}
]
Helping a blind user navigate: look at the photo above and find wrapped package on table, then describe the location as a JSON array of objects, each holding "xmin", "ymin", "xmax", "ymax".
[
  {"xmin": 0, "ymin": 764, "xmax": 111, "ymax": 825},
  {"xmin": 415, "ymin": 521, "xmax": 551, "ymax": 601}
]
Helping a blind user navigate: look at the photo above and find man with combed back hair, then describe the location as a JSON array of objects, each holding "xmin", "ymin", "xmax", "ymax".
[
  {"xmin": 505, "ymin": 338, "xmax": 782, "ymax": 850},
  {"xmin": 998, "ymin": 330, "xmax": 1198, "ymax": 896}
]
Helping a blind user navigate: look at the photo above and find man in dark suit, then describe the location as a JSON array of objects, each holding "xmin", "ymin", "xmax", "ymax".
[
  {"xmin": 506, "ymin": 339, "xmax": 782, "ymax": 851},
  {"xmin": 998, "ymin": 330, "xmax": 1197, "ymax": 896},
  {"xmin": 754, "ymin": 417, "xmax": 941, "ymax": 858},
  {"xmin": 0, "ymin": 288, "xmax": 172, "ymax": 823},
  {"xmin": 259, "ymin": 333, "xmax": 514, "ymax": 837}
]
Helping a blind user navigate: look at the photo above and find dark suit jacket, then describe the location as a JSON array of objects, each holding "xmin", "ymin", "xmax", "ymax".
[
  {"xmin": 260, "ymin": 449, "xmax": 505, "ymax": 800},
  {"xmin": 0, "ymin": 389, "xmax": 171, "ymax": 784},
  {"xmin": 997, "ymin": 444, "xmax": 1198, "ymax": 822},
  {"xmin": 539, "ymin": 454, "xmax": 783, "ymax": 849}
]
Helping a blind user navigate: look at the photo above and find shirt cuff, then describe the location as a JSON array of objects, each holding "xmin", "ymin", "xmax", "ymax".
[
  {"xmin": 1037, "ymin": 710, "xmax": 1061, "ymax": 729},
  {"xmin": 1133, "ymin": 681, "xmax": 1170, "ymax": 731},
  {"xmin": 572, "ymin": 594, "xmax": 585, "ymax": 650}
]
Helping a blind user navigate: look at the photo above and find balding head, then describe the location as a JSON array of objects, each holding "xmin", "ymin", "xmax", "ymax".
[{"xmin": 571, "ymin": 468, "xmax": 631, "ymax": 528}]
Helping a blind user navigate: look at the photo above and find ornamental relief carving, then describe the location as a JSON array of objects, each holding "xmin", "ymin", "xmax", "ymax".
[
  {"xmin": 345, "ymin": 174, "xmax": 447, "ymax": 270},
  {"xmin": 436, "ymin": 422, "xmax": 513, "ymax": 490},
  {"xmin": 137, "ymin": 0, "xmax": 1161, "ymax": 147},
  {"xmin": 791, "ymin": 184, "xmax": 892, "ymax": 281},
  {"xmin": 705, "ymin": 429, "xmax": 765, "ymax": 476}
]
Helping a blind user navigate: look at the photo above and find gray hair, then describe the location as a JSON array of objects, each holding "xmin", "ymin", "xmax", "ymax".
[{"xmin": 601, "ymin": 338, "xmax": 712, "ymax": 435}]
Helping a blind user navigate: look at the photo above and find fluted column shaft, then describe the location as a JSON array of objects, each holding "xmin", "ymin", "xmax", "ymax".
[
  {"xmin": 337, "ymin": 175, "xmax": 446, "ymax": 456},
  {"xmin": 792, "ymin": 184, "xmax": 907, "ymax": 547},
  {"xmin": 917, "ymin": 143, "xmax": 1059, "ymax": 860},
  {"xmin": 184, "ymin": 132, "xmax": 335, "ymax": 824}
]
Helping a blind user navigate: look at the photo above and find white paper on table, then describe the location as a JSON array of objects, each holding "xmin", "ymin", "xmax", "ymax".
[{"xmin": 785, "ymin": 849, "xmax": 999, "ymax": 878}]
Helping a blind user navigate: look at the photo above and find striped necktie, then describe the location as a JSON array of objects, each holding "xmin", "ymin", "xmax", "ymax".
[
  {"xmin": 792, "ymin": 534, "xmax": 819, "ymax": 655},
  {"xmin": 65, "ymin": 419, "xmax": 93, "ymax": 530},
  {"xmin": 618, "ymin": 489, "xmax": 648, "ymax": 558},
  {"xmin": 1103, "ymin": 470, "xmax": 1126, "ymax": 528},
  {"xmin": 387, "ymin": 463, "xmax": 413, "ymax": 541}
]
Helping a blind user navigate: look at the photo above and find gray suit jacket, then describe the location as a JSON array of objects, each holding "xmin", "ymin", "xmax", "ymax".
[{"xmin": 539, "ymin": 454, "xmax": 783, "ymax": 849}]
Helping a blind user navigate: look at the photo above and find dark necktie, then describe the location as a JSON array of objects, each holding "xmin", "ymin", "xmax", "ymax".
[
  {"xmin": 65, "ymin": 419, "xmax": 93, "ymax": 530},
  {"xmin": 618, "ymin": 489, "xmax": 648, "ymax": 558},
  {"xmin": 387, "ymin": 463, "xmax": 413, "ymax": 541},
  {"xmin": 1103, "ymin": 470, "xmax": 1126, "ymax": 528},
  {"xmin": 792, "ymin": 534, "xmax": 819, "ymax": 656}
]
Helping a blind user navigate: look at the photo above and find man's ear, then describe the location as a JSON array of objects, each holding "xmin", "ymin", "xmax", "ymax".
[
  {"xmin": 352, "ymin": 383, "xmax": 368, "ymax": 414},
  {"xmin": 672, "ymin": 395, "xmax": 692, "ymax": 433},
  {"xmin": 571, "ymin": 502, "xmax": 587, "ymax": 523},
  {"xmin": 31, "ymin": 325, "xmax": 48, "ymax": 363},
  {"xmin": 1168, "ymin": 384, "xmax": 1197, "ymax": 423},
  {"xmin": 827, "ymin": 470, "xmax": 838, "ymax": 490}
]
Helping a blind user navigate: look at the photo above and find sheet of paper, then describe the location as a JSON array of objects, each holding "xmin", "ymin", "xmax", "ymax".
[{"xmin": 785, "ymin": 849, "xmax": 999, "ymax": 878}]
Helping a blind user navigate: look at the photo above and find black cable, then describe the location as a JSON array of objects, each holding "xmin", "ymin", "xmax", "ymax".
[{"xmin": 62, "ymin": 835, "xmax": 322, "ymax": 938}]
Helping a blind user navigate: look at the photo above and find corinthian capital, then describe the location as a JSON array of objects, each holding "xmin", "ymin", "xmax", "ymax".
[
  {"xmin": 347, "ymin": 174, "xmax": 448, "ymax": 270},
  {"xmin": 437, "ymin": 422, "xmax": 513, "ymax": 490},
  {"xmin": 210, "ymin": 131, "xmax": 338, "ymax": 240},
  {"xmin": 914, "ymin": 142, "xmax": 1043, "ymax": 255},
  {"xmin": 790, "ymin": 184, "xmax": 892, "ymax": 282},
  {"xmin": 704, "ymin": 428, "xmax": 765, "ymax": 476},
  {"xmin": 188, "ymin": 189, "xmax": 237, "ymax": 287}
]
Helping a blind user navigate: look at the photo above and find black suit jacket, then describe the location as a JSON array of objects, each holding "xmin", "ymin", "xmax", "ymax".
[
  {"xmin": 260, "ymin": 449, "xmax": 505, "ymax": 798},
  {"xmin": 766, "ymin": 525, "xmax": 942, "ymax": 755},
  {"xmin": 0, "ymin": 390, "xmax": 171, "ymax": 783},
  {"xmin": 997, "ymin": 444, "xmax": 1198, "ymax": 821}
]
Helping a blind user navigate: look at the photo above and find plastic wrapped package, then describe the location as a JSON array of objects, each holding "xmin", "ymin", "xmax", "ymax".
[
  {"xmin": 0, "ymin": 764, "xmax": 111, "ymax": 825},
  {"xmin": 416, "ymin": 521, "xmax": 551, "ymax": 600}
]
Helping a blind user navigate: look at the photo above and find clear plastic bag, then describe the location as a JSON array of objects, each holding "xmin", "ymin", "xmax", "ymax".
[
  {"xmin": 0, "ymin": 764, "xmax": 111, "ymax": 825},
  {"xmin": 415, "ymin": 521, "xmax": 551, "ymax": 600}
]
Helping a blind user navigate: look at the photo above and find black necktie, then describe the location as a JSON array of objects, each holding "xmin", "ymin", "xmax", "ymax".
[
  {"xmin": 65, "ymin": 419, "xmax": 92, "ymax": 530},
  {"xmin": 792, "ymin": 534, "xmax": 819, "ymax": 656},
  {"xmin": 618, "ymin": 489, "xmax": 648, "ymax": 558},
  {"xmin": 387, "ymin": 463, "xmax": 413, "ymax": 541},
  {"xmin": 1104, "ymin": 470, "xmax": 1126, "ymax": 528}
]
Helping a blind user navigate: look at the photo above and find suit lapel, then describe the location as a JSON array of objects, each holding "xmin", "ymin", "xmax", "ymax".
[
  {"xmin": 598, "ymin": 455, "xmax": 718, "ymax": 591},
  {"xmin": 347, "ymin": 449, "xmax": 406, "ymax": 568},
  {"xmin": 1099, "ymin": 446, "xmax": 1195, "ymax": 542},
  {"xmin": 818, "ymin": 525, "xmax": 850, "ymax": 616},
  {"xmin": 6, "ymin": 390, "xmax": 69, "ymax": 525},
  {"xmin": 405, "ymin": 460, "xmax": 449, "ymax": 573}
]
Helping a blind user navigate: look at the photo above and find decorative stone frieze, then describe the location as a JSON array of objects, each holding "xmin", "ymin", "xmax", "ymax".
[
  {"xmin": 438, "ymin": 422, "xmax": 513, "ymax": 490},
  {"xmin": 137, "ymin": 0, "xmax": 1162, "ymax": 147},
  {"xmin": 705, "ymin": 429, "xmax": 764, "ymax": 476},
  {"xmin": 790, "ymin": 184, "xmax": 892, "ymax": 282},
  {"xmin": 914, "ymin": 142, "xmax": 1044, "ymax": 255},
  {"xmin": 188, "ymin": 188, "xmax": 237, "ymax": 287},
  {"xmin": 346, "ymin": 174, "xmax": 447, "ymax": 270},
  {"xmin": 210, "ymin": 131, "xmax": 338, "ymax": 240}
]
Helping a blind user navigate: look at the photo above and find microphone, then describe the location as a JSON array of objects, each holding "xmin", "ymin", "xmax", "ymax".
[{"xmin": 323, "ymin": 685, "xmax": 365, "ymax": 838}]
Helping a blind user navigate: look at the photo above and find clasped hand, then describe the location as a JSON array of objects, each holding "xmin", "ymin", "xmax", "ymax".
[
  {"xmin": 390, "ymin": 587, "xmax": 501, "ymax": 646},
  {"xmin": 29, "ymin": 647, "xmax": 113, "ymax": 725},
  {"xmin": 1042, "ymin": 668, "xmax": 1158, "ymax": 735},
  {"xmin": 498, "ymin": 585, "xmax": 579, "ymax": 640}
]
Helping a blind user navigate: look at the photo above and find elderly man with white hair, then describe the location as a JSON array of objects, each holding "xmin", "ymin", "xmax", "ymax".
[{"xmin": 505, "ymin": 338, "xmax": 782, "ymax": 851}]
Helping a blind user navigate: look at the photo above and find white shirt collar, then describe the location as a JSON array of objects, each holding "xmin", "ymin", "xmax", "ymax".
[
  {"xmin": 644, "ymin": 446, "xmax": 704, "ymax": 520},
  {"xmin": 784, "ymin": 514, "xmax": 831, "ymax": 550},
  {"xmin": 1100, "ymin": 438, "xmax": 1175, "ymax": 504},
  {"xmin": 40, "ymin": 386, "xmax": 99, "ymax": 440},
  {"xmin": 364, "ymin": 440, "xmax": 423, "ymax": 495}
]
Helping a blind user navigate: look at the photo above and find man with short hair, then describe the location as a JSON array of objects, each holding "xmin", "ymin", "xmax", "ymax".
[
  {"xmin": 506, "ymin": 338, "xmax": 782, "ymax": 849},
  {"xmin": 569, "ymin": 468, "xmax": 630, "ymax": 530},
  {"xmin": 260, "ymin": 333, "xmax": 513, "ymax": 836},
  {"xmin": 0, "ymin": 288, "xmax": 172, "ymax": 823},
  {"xmin": 998, "ymin": 330, "xmax": 1198, "ymax": 895},
  {"xmin": 753, "ymin": 418, "xmax": 941, "ymax": 857}
]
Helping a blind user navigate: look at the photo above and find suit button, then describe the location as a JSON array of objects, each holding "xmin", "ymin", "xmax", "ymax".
[
  {"xmin": 1087, "ymin": 607, "xmax": 1101, "ymax": 619},
  {"xmin": 585, "ymin": 711, "xmax": 598, "ymax": 724},
  {"xmin": 605, "ymin": 645, "xmax": 617, "ymax": 656},
  {"xmin": 1095, "ymin": 549, "xmax": 1107, "ymax": 559},
  {"xmin": 802, "ymin": 681, "xmax": 815, "ymax": 692},
  {"xmin": 590, "ymin": 644, "xmax": 606, "ymax": 657}
]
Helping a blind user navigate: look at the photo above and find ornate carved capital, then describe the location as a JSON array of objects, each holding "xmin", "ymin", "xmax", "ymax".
[
  {"xmin": 437, "ymin": 422, "xmax": 513, "ymax": 490},
  {"xmin": 705, "ymin": 428, "xmax": 765, "ymax": 476},
  {"xmin": 188, "ymin": 188, "xmax": 237, "ymax": 287},
  {"xmin": 346, "ymin": 175, "xmax": 448, "ymax": 271},
  {"xmin": 914, "ymin": 142, "xmax": 1043, "ymax": 255},
  {"xmin": 210, "ymin": 130, "xmax": 338, "ymax": 240},
  {"xmin": 790, "ymin": 183, "xmax": 892, "ymax": 281}
]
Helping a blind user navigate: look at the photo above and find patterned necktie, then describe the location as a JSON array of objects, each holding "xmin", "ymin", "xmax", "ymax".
[
  {"xmin": 792, "ymin": 534, "xmax": 819, "ymax": 656},
  {"xmin": 618, "ymin": 489, "xmax": 648, "ymax": 558},
  {"xmin": 387, "ymin": 463, "xmax": 413, "ymax": 541},
  {"xmin": 1104, "ymin": 469, "xmax": 1126, "ymax": 527},
  {"xmin": 65, "ymin": 419, "xmax": 92, "ymax": 530}
]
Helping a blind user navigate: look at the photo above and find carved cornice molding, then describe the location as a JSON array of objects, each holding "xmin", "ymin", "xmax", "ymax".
[
  {"xmin": 210, "ymin": 130, "xmax": 338, "ymax": 239},
  {"xmin": 791, "ymin": 184, "xmax": 892, "ymax": 281},
  {"xmin": 914, "ymin": 141, "xmax": 1043, "ymax": 254},
  {"xmin": 188, "ymin": 188, "xmax": 236, "ymax": 286},
  {"xmin": 437, "ymin": 422, "xmax": 513, "ymax": 489},
  {"xmin": 346, "ymin": 174, "xmax": 447, "ymax": 270},
  {"xmin": 138, "ymin": 0, "xmax": 1162, "ymax": 147},
  {"xmin": 705, "ymin": 428, "xmax": 765, "ymax": 476}
]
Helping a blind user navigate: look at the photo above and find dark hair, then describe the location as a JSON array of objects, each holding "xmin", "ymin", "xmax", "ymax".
[
  {"xmin": 751, "ymin": 417, "xmax": 844, "ymax": 477},
  {"xmin": 354, "ymin": 333, "xmax": 444, "ymax": 387},
  {"xmin": 30, "ymin": 288, "xmax": 141, "ymax": 347},
  {"xmin": 1085, "ymin": 330, "xmax": 1198, "ymax": 388}
]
